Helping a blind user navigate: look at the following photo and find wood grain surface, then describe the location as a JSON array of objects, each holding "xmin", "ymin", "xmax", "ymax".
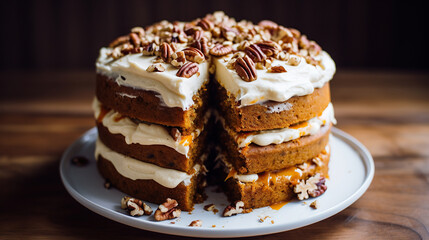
[{"xmin": 0, "ymin": 70, "xmax": 428, "ymax": 239}]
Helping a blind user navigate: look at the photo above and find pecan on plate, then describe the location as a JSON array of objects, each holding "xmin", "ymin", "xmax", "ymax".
[
  {"xmin": 245, "ymin": 44, "xmax": 267, "ymax": 63},
  {"xmin": 176, "ymin": 62, "xmax": 199, "ymax": 78},
  {"xmin": 308, "ymin": 176, "xmax": 327, "ymax": 198},
  {"xmin": 189, "ymin": 220, "xmax": 203, "ymax": 227},
  {"xmin": 234, "ymin": 55, "xmax": 257, "ymax": 82},
  {"xmin": 209, "ymin": 44, "xmax": 233, "ymax": 57},
  {"xmin": 222, "ymin": 201, "xmax": 244, "ymax": 217},
  {"xmin": 183, "ymin": 47, "xmax": 205, "ymax": 63},
  {"xmin": 294, "ymin": 173, "xmax": 327, "ymax": 200},
  {"xmin": 154, "ymin": 198, "xmax": 182, "ymax": 221}
]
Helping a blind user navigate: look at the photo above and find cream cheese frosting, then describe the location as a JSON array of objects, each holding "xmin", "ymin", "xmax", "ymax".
[
  {"xmin": 214, "ymin": 51, "xmax": 336, "ymax": 106},
  {"xmin": 95, "ymin": 138, "xmax": 200, "ymax": 188},
  {"xmin": 92, "ymin": 98, "xmax": 199, "ymax": 156},
  {"xmin": 96, "ymin": 48, "xmax": 209, "ymax": 110}
]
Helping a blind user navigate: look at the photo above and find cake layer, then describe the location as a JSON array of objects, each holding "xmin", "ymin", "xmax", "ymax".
[
  {"xmin": 93, "ymin": 98, "xmax": 208, "ymax": 173},
  {"xmin": 223, "ymin": 145, "xmax": 330, "ymax": 208},
  {"xmin": 215, "ymin": 80, "xmax": 331, "ymax": 132},
  {"xmin": 96, "ymin": 73, "xmax": 209, "ymax": 131},
  {"xmin": 98, "ymin": 156, "xmax": 205, "ymax": 211},
  {"xmin": 219, "ymin": 123, "xmax": 331, "ymax": 174}
]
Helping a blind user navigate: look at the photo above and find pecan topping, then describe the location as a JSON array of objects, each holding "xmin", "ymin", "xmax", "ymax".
[
  {"xmin": 169, "ymin": 128, "xmax": 181, "ymax": 141},
  {"xmin": 183, "ymin": 47, "xmax": 205, "ymax": 63},
  {"xmin": 129, "ymin": 32, "xmax": 141, "ymax": 47},
  {"xmin": 109, "ymin": 35, "xmax": 130, "ymax": 48},
  {"xmin": 142, "ymin": 43, "xmax": 156, "ymax": 56},
  {"xmin": 176, "ymin": 62, "xmax": 199, "ymax": 78},
  {"xmin": 256, "ymin": 41, "xmax": 281, "ymax": 57},
  {"xmin": 131, "ymin": 26, "xmax": 145, "ymax": 37},
  {"xmin": 222, "ymin": 201, "xmax": 244, "ymax": 217},
  {"xmin": 268, "ymin": 65, "xmax": 287, "ymax": 73},
  {"xmin": 189, "ymin": 220, "xmax": 203, "ymax": 227},
  {"xmin": 154, "ymin": 198, "xmax": 181, "ymax": 221},
  {"xmin": 245, "ymin": 44, "xmax": 266, "ymax": 62},
  {"xmin": 258, "ymin": 20, "xmax": 278, "ymax": 30},
  {"xmin": 190, "ymin": 37, "xmax": 209, "ymax": 57},
  {"xmin": 197, "ymin": 18, "xmax": 214, "ymax": 31},
  {"xmin": 146, "ymin": 63, "xmax": 165, "ymax": 72},
  {"xmin": 171, "ymin": 51, "xmax": 186, "ymax": 67},
  {"xmin": 159, "ymin": 42, "xmax": 173, "ymax": 63},
  {"xmin": 294, "ymin": 173, "xmax": 327, "ymax": 200},
  {"xmin": 234, "ymin": 55, "xmax": 257, "ymax": 82},
  {"xmin": 209, "ymin": 44, "xmax": 233, "ymax": 56},
  {"xmin": 221, "ymin": 26, "xmax": 238, "ymax": 41},
  {"xmin": 308, "ymin": 41, "xmax": 321, "ymax": 57},
  {"xmin": 286, "ymin": 55, "xmax": 301, "ymax": 66},
  {"xmin": 299, "ymin": 35, "xmax": 311, "ymax": 49}
]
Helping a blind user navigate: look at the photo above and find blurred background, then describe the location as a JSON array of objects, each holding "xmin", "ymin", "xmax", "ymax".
[{"xmin": 1, "ymin": 0, "xmax": 428, "ymax": 71}]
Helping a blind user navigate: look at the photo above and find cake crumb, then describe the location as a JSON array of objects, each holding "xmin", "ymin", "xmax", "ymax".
[
  {"xmin": 170, "ymin": 221, "xmax": 175, "ymax": 224},
  {"xmin": 204, "ymin": 204, "xmax": 219, "ymax": 214},
  {"xmin": 310, "ymin": 200, "xmax": 319, "ymax": 209},
  {"xmin": 258, "ymin": 216, "xmax": 270, "ymax": 223},
  {"xmin": 189, "ymin": 220, "xmax": 202, "ymax": 227},
  {"xmin": 212, "ymin": 225, "xmax": 216, "ymax": 228}
]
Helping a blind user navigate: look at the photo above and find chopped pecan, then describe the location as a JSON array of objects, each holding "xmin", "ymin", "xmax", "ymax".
[
  {"xmin": 203, "ymin": 204, "xmax": 219, "ymax": 214},
  {"xmin": 245, "ymin": 44, "xmax": 266, "ymax": 62},
  {"xmin": 235, "ymin": 55, "xmax": 257, "ymax": 82},
  {"xmin": 146, "ymin": 63, "xmax": 165, "ymax": 72},
  {"xmin": 159, "ymin": 42, "xmax": 173, "ymax": 63},
  {"xmin": 308, "ymin": 41, "xmax": 322, "ymax": 56},
  {"xmin": 169, "ymin": 128, "xmax": 181, "ymax": 141},
  {"xmin": 142, "ymin": 43, "xmax": 156, "ymax": 56},
  {"xmin": 171, "ymin": 51, "xmax": 186, "ymax": 67},
  {"xmin": 209, "ymin": 44, "xmax": 233, "ymax": 56},
  {"xmin": 286, "ymin": 55, "xmax": 301, "ymax": 66},
  {"xmin": 127, "ymin": 198, "xmax": 144, "ymax": 216},
  {"xmin": 189, "ymin": 220, "xmax": 203, "ymax": 227},
  {"xmin": 221, "ymin": 26, "xmax": 238, "ymax": 41},
  {"xmin": 197, "ymin": 18, "xmax": 214, "ymax": 31},
  {"xmin": 154, "ymin": 198, "xmax": 181, "ymax": 221},
  {"xmin": 129, "ymin": 32, "xmax": 141, "ymax": 47},
  {"xmin": 299, "ymin": 35, "xmax": 311, "ymax": 49},
  {"xmin": 310, "ymin": 200, "xmax": 319, "ymax": 209},
  {"xmin": 256, "ymin": 40, "xmax": 281, "ymax": 57},
  {"xmin": 290, "ymin": 28, "xmax": 301, "ymax": 38},
  {"xmin": 258, "ymin": 20, "xmax": 278, "ymax": 30},
  {"xmin": 268, "ymin": 65, "xmax": 287, "ymax": 73},
  {"xmin": 176, "ymin": 62, "xmax": 199, "ymax": 78},
  {"xmin": 272, "ymin": 26, "xmax": 294, "ymax": 43},
  {"xmin": 142, "ymin": 202, "xmax": 153, "ymax": 215},
  {"xmin": 131, "ymin": 26, "xmax": 145, "ymax": 37},
  {"xmin": 222, "ymin": 201, "xmax": 244, "ymax": 217},
  {"xmin": 109, "ymin": 35, "xmax": 130, "ymax": 48},
  {"xmin": 183, "ymin": 47, "xmax": 205, "ymax": 63},
  {"xmin": 294, "ymin": 173, "xmax": 327, "ymax": 200},
  {"xmin": 190, "ymin": 37, "xmax": 210, "ymax": 57},
  {"xmin": 121, "ymin": 196, "xmax": 131, "ymax": 209}
]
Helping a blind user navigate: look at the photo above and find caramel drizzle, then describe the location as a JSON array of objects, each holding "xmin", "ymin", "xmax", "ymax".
[{"xmin": 97, "ymin": 106, "xmax": 110, "ymax": 122}]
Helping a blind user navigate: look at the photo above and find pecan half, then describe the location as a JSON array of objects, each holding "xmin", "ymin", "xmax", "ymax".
[
  {"xmin": 176, "ymin": 62, "xmax": 199, "ymax": 78},
  {"xmin": 154, "ymin": 198, "xmax": 181, "ymax": 221},
  {"xmin": 245, "ymin": 44, "xmax": 266, "ymax": 62},
  {"xmin": 209, "ymin": 44, "xmax": 233, "ymax": 56},
  {"xmin": 268, "ymin": 65, "xmax": 287, "ymax": 73},
  {"xmin": 129, "ymin": 32, "xmax": 141, "ymax": 47},
  {"xmin": 197, "ymin": 18, "xmax": 214, "ymax": 31},
  {"xmin": 159, "ymin": 42, "xmax": 173, "ymax": 63},
  {"xmin": 258, "ymin": 20, "xmax": 278, "ymax": 30},
  {"xmin": 256, "ymin": 40, "xmax": 281, "ymax": 57},
  {"xmin": 234, "ymin": 55, "xmax": 257, "ymax": 82},
  {"xmin": 222, "ymin": 201, "xmax": 244, "ymax": 217},
  {"xmin": 131, "ymin": 26, "xmax": 145, "ymax": 37},
  {"xmin": 109, "ymin": 35, "xmax": 130, "ymax": 48},
  {"xmin": 294, "ymin": 173, "xmax": 327, "ymax": 200},
  {"xmin": 183, "ymin": 47, "xmax": 205, "ymax": 63},
  {"xmin": 190, "ymin": 37, "xmax": 209, "ymax": 57}
]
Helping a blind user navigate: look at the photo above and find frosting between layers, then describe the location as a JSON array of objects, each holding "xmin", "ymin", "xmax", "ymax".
[
  {"xmin": 214, "ymin": 51, "xmax": 336, "ymax": 106},
  {"xmin": 95, "ymin": 138, "xmax": 200, "ymax": 188},
  {"xmin": 237, "ymin": 103, "xmax": 336, "ymax": 148},
  {"xmin": 96, "ymin": 48, "xmax": 209, "ymax": 110},
  {"xmin": 93, "ymin": 98, "xmax": 199, "ymax": 156}
]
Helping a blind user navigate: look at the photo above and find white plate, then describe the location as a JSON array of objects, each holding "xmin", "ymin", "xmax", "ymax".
[{"xmin": 60, "ymin": 127, "xmax": 374, "ymax": 238}]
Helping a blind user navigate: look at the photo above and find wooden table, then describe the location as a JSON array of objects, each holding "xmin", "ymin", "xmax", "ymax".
[{"xmin": 1, "ymin": 70, "xmax": 428, "ymax": 239}]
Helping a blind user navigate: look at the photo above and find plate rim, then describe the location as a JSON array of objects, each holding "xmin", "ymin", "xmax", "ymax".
[{"xmin": 60, "ymin": 127, "xmax": 374, "ymax": 238}]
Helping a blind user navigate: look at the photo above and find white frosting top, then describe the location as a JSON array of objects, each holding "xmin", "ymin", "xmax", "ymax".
[
  {"xmin": 95, "ymin": 138, "xmax": 200, "ymax": 188},
  {"xmin": 92, "ymin": 98, "xmax": 196, "ymax": 156},
  {"xmin": 96, "ymin": 48, "xmax": 209, "ymax": 110},
  {"xmin": 236, "ymin": 103, "xmax": 336, "ymax": 148},
  {"xmin": 214, "ymin": 51, "xmax": 336, "ymax": 106}
]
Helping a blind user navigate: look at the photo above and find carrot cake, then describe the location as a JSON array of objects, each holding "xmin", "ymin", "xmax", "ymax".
[{"xmin": 93, "ymin": 11, "xmax": 336, "ymax": 211}]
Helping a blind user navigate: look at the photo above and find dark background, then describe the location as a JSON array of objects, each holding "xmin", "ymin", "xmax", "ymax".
[{"xmin": 1, "ymin": 0, "xmax": 428, "ymax": 71}]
